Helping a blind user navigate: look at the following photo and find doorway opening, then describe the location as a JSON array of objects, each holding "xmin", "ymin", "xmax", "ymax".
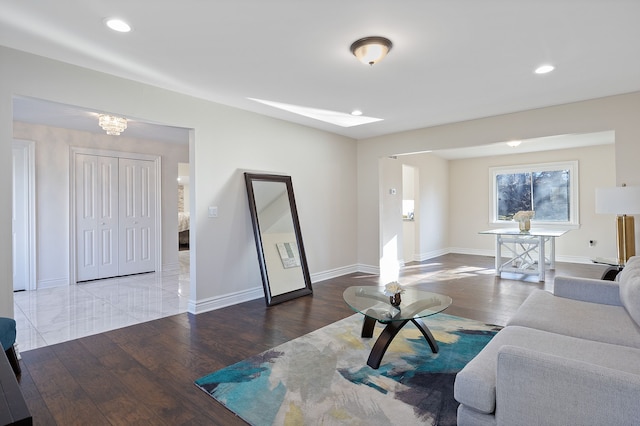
[
  {"xmin": 178, "ymin": 162, "xmax": 190, "ymax": 252},
  {"xmin": 11, "ymin": 96, "xmax": 192, "ymax": 352}
]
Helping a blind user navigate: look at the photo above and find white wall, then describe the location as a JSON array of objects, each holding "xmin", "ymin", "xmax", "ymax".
[
  {"xmin": 382, "ymin": 143, "xmax": 615, "ymax": 267},
  {"xmin": 358, "ymin": 92, "xmax": 640, "ymax": 274},
  {"xmin": 401, "ymin": 164, "xmax": 416, "ymax": 263},
  {"xmin": 447, "ymin": 144, "xmax": 616, "ymax": 262},
  {"xmin": 401, "ymin": 153, "xmax": 450, "ymax": 261},
  {"xmin": 385, "ymin": 155, "xmax": 451, "ymax": 269},
  {"xmin": 12, "ymin": 121, "xmax": 189, "ymax": 287},
  {"xmin": 2, "ymin": 45, "xmax": 639, "ymax": 319},
  {"xmin": 0, "ymin": 46, "xmax": 357, "ymax": 317},
  {"xmin": 378, "ymin": 157, "xmax": 403, "ymax": 282}
]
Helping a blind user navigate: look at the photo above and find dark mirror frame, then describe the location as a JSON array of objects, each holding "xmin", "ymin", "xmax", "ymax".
[{"xmin": 244, "ymin": 172, "xmax": 313, "ymax": 306}]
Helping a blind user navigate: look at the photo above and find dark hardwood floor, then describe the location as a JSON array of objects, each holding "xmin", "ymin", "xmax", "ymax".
[{"xmin": 16, "ymin": 254, "xmax": 608, "ymax": 425}]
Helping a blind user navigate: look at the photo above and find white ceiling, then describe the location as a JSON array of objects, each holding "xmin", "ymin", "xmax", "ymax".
[
  {"xmin": 2, "ymin": 1, "xmax": 639, "ymax": 144},
  {"xmin": 12, "ymin": 96, "xmax": 191, "ymax": 144},
  {"xmin": 419, "ymin": 131, "xmax": 615, "ymax": 160}
]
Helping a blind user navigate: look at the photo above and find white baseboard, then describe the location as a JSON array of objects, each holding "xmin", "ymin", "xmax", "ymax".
[
  {"xmin": 189, "ymin": 286, "xmax": 264, "ymax": 314},
  {"xmin": 555, "ymin": 255, "xmax": 594, "ymax": 264},
  {"xmin": 449, "ymin": 247, "xmax": 595, "ymax": 265},
  {"xmin": 356, "ymin": 263, "xmax": 380, "ymax": 275},
  {"xmin": 162, "ymin": 262, "xmax": 181, "ymax": 272},
  {"xmin": 37, "ymin": 277, "xmax": 69, "ymax": 289},
  {"xmin": 311, "ymin": 264, "xmax": 359, "ymax": 282},
  {"xmin": 448, "ymin": 247, "xmax": 495, "ymax": 257},
  {"xmin": 189, "ymin": 263, "xmax": 380, "ymax": 315},
  {"xmin": 187, "ymin": 252, "xmax": 597, "ymax": 315},
  {"xmin": 413, "ymin": 248, "xmax": 451, "ymax": 262}
]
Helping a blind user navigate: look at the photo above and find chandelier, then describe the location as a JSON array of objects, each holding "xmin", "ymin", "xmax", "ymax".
[{"xmin": 98, "ymin": 114, "xmax": 128, "ymax": 135}]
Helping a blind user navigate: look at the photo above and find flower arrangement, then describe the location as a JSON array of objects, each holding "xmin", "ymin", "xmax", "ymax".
[
  {"xmin": 384, "ymin": 282, "xmax": 405, "ymax": 296},
  {"xmin": 513, "ymin": 210, "xmax": 534, "ymax": 232},
  {"xmin": 513, "ymin": 210, "xmax": 535, "ymax": 222}
]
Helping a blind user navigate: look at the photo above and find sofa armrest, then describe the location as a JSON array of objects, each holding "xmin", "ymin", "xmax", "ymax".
[
  {"xmin": 553, "ymin": 276, "xmax": 622, "ymax": 306},
  {"xmin": 495, "ymin": 345, "xmax": 640, "ymax": 426}
]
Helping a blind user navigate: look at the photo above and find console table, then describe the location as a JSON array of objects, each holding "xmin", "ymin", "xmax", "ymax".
[{"xmin": 479, "ymin": 228, "xmax": 569, "ymax": 281}]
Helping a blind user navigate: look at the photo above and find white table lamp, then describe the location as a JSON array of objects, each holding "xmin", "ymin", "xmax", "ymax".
[{"xmin": 595, "ymin": 185, "xmax": 640, "ymax": 265}]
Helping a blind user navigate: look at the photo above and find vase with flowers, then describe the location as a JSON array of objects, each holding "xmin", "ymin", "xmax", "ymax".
[
  {"xmin": 384, "ymin": 282, "xmax": 405, "ymax": 306},
  {"xmin": 513, "ymin": 210, "xmax": 535, "ymax": 233}
]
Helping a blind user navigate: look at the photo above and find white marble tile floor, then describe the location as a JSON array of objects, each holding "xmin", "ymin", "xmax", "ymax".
[{"xmin": 13, "ymin": 250, "xmax": 191, "ymax": 352}]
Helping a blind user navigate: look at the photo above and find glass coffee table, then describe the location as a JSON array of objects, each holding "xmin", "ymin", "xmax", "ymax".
[{"xmin": 343, "ymin": 286, "xmax": 452, "ymax": 369}]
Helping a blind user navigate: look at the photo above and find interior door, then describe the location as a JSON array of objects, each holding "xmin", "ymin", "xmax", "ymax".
[
  {"xmin": 118, "ymin": 158, "xmax": 156, "ymax": 276},
  {"xmin": 76, "ymin": 154, "xmax": 119, "ymax": 281}
]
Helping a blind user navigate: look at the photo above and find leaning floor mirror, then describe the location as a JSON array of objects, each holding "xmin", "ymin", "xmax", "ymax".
[{"xmin": 244, "ymin": 173, "xmax": 313, "ymax": 306}]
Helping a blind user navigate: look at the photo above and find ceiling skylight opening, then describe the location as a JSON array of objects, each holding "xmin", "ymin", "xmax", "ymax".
[
  {"xmin": 534, "ymin": 64, "xmax": 555, "ymax": 74},
  {"xmin": 105, "ymin": 18, "xmax": 132, "ymax": 33},
  {"xmin": 248, "ymin": 98, "xmax": 383, "ymax": 127},
  {"xmin": 395, "ymin": 150, "xmax": 433, "ymax": 157}
]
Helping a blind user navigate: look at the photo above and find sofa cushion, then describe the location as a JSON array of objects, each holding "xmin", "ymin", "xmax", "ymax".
[
  {"xmin": 457, "ymin": 404, "xmax": 496, "ymax": 426},
  {"xmin": 454, "ymin": 325, "xmax": 640, "ymax": 415},
  {"xmin": 496, "ymin": 345, "xmax": 640, "ymax": 426},
  {"xmin": 618, "ymin": 256, "xmax": 640, "ymax": 327},
  {"xmin": 553, "ymin": 275, "xmax": 621, "ymax": 306},
  {"xmin": 507, "ymin": 289, "xmax": 640, "ymax": 348}
]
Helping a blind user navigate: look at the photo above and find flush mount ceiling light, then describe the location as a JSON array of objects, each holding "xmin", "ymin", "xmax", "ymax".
[
  {"xmin": 506, "ymin": 140, "xmax": 522, "ymax": 147},
  {"xmin": 350, "ymin": 36, "xmax": 393, "ymax": 66},
  {"xmin": 98, "ymin": 114, "xmax": 128, "ymax": 135}
]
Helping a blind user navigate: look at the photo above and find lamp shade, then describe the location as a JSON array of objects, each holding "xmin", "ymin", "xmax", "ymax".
[{"xmin": 595, "ymin": 186, "xmax": 640, "ymax": 215}]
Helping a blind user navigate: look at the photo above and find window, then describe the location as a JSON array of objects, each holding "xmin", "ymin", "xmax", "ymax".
[{"xmin": 490, "ymin": 161, "xmax": 578, "ymax": 227}]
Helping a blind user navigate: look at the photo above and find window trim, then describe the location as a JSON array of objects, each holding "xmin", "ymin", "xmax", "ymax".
[{"xmin": 489, "ymin": 160, "xmax": 579, "ymax": 229}]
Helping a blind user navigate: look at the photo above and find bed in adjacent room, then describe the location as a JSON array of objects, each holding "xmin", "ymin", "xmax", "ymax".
[{"xmin": 179, "ymin": 211, "xmax": 190, "ymax": 249}]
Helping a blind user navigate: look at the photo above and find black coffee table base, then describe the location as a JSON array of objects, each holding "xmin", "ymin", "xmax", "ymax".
[{"xmin": 362, "ymin": 311, "xmax": 439, "ymax": 369}]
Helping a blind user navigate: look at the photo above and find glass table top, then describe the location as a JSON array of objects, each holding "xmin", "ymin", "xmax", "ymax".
[{"xmin": 343, "ymin": 286, "xmax": 452, "ymax": 322}]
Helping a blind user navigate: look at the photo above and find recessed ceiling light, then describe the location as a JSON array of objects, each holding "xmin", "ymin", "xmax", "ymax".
[
  {"xmin": 506, "ymin": 140, "xmax": 521, "ymax": 147},
  {"xmin": 351, "ymin": 110, "xmax": 363, "ymax": 116},
  {"xmin": 105, "ymin": 18, "xmax": 131, "ymax": 33},
  {"xmin": 534, "ymin": 64, "xmax": 555, "ymax": 74}
]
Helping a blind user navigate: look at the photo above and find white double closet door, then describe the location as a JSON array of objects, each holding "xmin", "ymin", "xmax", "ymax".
[{"xmin": 76, "ymin": 154, "xmax": 156, "ymax": 282}]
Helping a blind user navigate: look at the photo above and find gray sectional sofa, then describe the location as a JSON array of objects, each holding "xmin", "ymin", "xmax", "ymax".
[{"xmin": 454, "ymin": 256, "xmax": 640, "ymax": 425}]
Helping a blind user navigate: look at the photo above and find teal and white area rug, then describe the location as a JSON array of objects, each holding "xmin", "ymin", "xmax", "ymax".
[{"xmin": 195, "ymin": 313, "xmax": 500, "ymax": 426}]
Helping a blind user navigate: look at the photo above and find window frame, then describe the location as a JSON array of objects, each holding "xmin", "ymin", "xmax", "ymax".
[{"xmin": 489, "ymin": 160, "xmax": 579, "ymax": 229}]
